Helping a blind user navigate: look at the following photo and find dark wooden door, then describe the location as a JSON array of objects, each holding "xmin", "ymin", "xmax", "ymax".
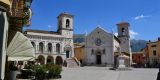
[{"xmin": 96, "ymin": 55, "xmax": 101, "ymax": 64}]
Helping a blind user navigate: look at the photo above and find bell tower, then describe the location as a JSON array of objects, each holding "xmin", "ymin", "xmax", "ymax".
[
  {"xmin": 117, "ymin": 22, "xmax": 130, "ymax": 53},
  {"xmin": 57, "ymin": 13, "xmax": 74, "ymax": 58},
  {"xmin": 57, "ymin": 12, "xmax": 74, "ymax": 38}
]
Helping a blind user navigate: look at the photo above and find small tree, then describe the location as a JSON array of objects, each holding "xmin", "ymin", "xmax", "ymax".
[
  {"xmin": 46, "ymin": 64, "xmax": 62, "ymax": 79},
  {"xmin": 35, "ymin": 65, "xmax": 47, "ymax": 80}
]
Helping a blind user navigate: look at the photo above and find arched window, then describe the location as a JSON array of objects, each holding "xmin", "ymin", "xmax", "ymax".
[
  {"xmin": 48, "ymin": 43, "xmax": 52, "ymax": 53},
  {"xmin": 122, "ymin": 28, "xmax": 125, "ymax": 35},
  {"xmin": 31, "ymin": 42, "xmax": 36, "ymax": 51},
  {"xmin": 66, "ymin": 19, "xmax": 70, "ymax": 28},
  {"xmin": 56, "ymin": 43, "xmax": 60, "ymax": 53},
  {"xmin": 39, "ymin": 42, "xmax": 44, "ymax": 53},
  {"xmin": 91, "ymin": 49, "xmax": 94, "ymax": 55},
  {"xmin": 103, "ymin": 49, "xmax": 105, "ymax": 54}
]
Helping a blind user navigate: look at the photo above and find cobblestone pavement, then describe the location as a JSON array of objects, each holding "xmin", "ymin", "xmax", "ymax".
[{"xmin": 60, "ymin": 67, "xmax": 158, "ymax": 80}]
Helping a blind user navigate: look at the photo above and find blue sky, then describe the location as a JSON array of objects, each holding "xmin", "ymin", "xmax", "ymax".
[{"xmin": 26, "ymin": 0, "xmax": 160, "ymax": 40}]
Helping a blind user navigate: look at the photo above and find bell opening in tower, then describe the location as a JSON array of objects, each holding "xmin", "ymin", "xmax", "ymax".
[
  {"xmin": 122, "ymin": 28, "xmax": 125, "ymax": 36},
  {"xmin": 66, "ymin": 19, "xmax": 70, "ymax": 28}
]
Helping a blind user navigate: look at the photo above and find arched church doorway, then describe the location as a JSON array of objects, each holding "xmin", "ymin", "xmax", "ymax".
[
  {"xmin": 96, "ymin": 54, "xmax": 101, "ymax": 64},
  {"xmin": 96, "ymin": 51, "xmax": 102, "ymax": 65}
]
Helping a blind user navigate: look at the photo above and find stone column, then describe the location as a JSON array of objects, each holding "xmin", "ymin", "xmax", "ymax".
[
  {"xmin": 44, "ymin": 41, "xmax": 47, "ymax": 53},
  {"xmin": 0, "ymin": 10, "xmax": 8, "ymax": 80},
  {"xmin": 35, "ymin": 41, "xmax": 38, "ymax": 53},
  {"xmin": 34, "ymin": 41, "xmax": 37, "ymax": 53},
  {"xmin": 60, "ymin": 43, "xmax": 62, "ymax": 54},
  {"xmin": 52, "ymin": 42, "xmax": 55, "ymax": 54},
  {"xmin": 71, "ymin": 40, "xmax": 74, "ymax": 57},
  {"xmin": 36, "ymin": 41, "xmax": 39, "ymax": 53},
  {"xmin": 44, "ymin": 55, "xmax": 47, "ymax": 64}
]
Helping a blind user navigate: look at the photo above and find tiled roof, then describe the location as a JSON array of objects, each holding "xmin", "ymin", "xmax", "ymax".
[{"xmin": 57, "ymin": 12, "xmax": 74, "ymax": 18}]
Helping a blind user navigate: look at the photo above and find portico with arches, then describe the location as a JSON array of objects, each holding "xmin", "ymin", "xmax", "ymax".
[{"xmin": 24, "ymin": 13, "xmax": 76, "ymax": 66}]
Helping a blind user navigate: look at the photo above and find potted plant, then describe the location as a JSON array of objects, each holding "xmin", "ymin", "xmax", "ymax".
[
  {"xmin": 9, "ymin": 62, "xmax": 19, "ymax": 80},
  {"xmin": 20, "ymin": 64, "xmax": 35, "ymax": 79},
  {"xmin": 46, "ymin": 64, "xmax": 62, "ymax": 79},
  {"xmin": 35, "ymin": 64, "xmax": 47, "ymax": 80}
]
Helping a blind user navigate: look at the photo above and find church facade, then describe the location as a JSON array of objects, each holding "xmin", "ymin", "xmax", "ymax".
[
  {"xmin": 84, "ymin": 22, "xmax": 131, "ymax": 66},
  {"xmin": 24, "ymin": 13, "xmax": 74, "ymax": 65}
]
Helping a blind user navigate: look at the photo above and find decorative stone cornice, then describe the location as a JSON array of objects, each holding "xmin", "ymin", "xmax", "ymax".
[
  {"xmin": 57, "ymin": 12, "xmax": 74, "ymax": 18},
  {"xmin": 26, "ymin": 34, "xmax": 65, "ymax": 41}
]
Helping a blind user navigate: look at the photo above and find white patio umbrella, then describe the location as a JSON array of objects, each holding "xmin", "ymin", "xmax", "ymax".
[{"xmin": 7, "ymin": 32, "xmax": 35, "ymax": 61}]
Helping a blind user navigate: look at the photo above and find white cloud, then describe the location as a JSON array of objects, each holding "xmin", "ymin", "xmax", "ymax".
[
  {"xmin": 130, "ymin": 30, "xmax": 139, "ymax": 39},
  {"xmin": 47, "ymin": 25, "xmax": 55, "ymax": 31},
  {"xmin": 114, "ymin": 30, "xmax": 139, "ymax": 39},
  {"xmin": 48, "ymin": 25, "xmax": 53, "ymax": 28},
  {"xmin": 134, "ymin": 14, "xmax": 151, "ymax": 20}
]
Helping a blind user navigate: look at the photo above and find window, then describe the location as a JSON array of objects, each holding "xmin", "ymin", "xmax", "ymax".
[
  {"xmin": 31, "ymin": 42, "xmax": 36, "ymax": 50},
  {"xmin": 91, "ymin": 49, "xmax": 94, "ymax": 55},
  {"xmin": 31, "ymin": 42, "xmax": 35, "ymax": 46},
  {"xmin": 153, "ymin": 50, "xmax": 156, "ymax": 56},
  {"xmin": 56, "ymin": 43, "xmax": 60, "ymax": 53},
  {"xmin": 66, "ymin": 19, "xmax": 70, "ymax": 28},
  {"xmin": 152, "ymin": 45, "xmax": 156, "ymax": 47},
  {"xmin": 48, "ymin": 43, "xmax": 52, "ymax": 53},
  {"xmin": 103, "ymin": 49, "xmax": 105, "ymax": 54},
  {"xmin": 122, "ymin": 28, "xmax": 125, "ymax": 32},
  {"xmin": 39, "ymin": 42, "xmax": 44, "ymax": 53}
]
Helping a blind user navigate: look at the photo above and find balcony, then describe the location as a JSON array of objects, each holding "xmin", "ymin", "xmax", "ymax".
[{"xmin": 35, "ymin": 51, "xmax": 66, "ymax": 55}]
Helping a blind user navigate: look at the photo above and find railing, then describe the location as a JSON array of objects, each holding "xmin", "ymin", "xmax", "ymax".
[
  {"xmin": 73, "ymin": 57, "xmax": 81, "ymax": 67},
  {"xmin": 35, "ymin": 51, "xmax": 65, "ymax": 55}
]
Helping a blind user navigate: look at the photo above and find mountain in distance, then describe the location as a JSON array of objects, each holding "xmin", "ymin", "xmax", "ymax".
[
  {"xmin": 73, "ymin": 34, "xmax": 85, "ymax": 43},
  {"xmin": 130, "ymin": 39, "xmax": 148, "ymax": 52},
  {"xmin": 73, "ymin": 34, "xmax": 148, "ymax": 52}
]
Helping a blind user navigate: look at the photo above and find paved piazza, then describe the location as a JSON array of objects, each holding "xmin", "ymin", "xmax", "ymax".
[{"xmin": 61, "ymin": 67, "xmax": 158, "ymax": 80}]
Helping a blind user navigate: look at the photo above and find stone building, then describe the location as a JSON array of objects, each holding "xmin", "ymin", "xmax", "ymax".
[
  {"xmin": 84, "ymin": 22, "xmax": 131, "ymax": 66},
  {"xmin": 24, "ymin": 13, "xmax": 76, "ymax": 65},
  {"xmin": 144, "ymin": 38, "xmax": 160, "ymax": 67},
  {"xmin": 74, "ymin": 43, "xmax": 85, "ymax": 63},
  {"xmin": 132, "ymin": 52, "xmax": 145, "ymax": 65}
]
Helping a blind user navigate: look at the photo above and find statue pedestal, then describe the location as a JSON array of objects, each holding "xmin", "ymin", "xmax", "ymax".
[
  {"xmin": 118, "ymin": 56, "xmax": 126, "ymax": 70},
  {"xmin": 118, "ymin": 59, "xmax": 126, "ymax": 68}
]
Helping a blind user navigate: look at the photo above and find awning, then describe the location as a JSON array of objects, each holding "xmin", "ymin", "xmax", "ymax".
[
  {"xmin": 0, "ymin": 0, "xmax": 11, "ymax": 9},
  {"xmin": 7, "ymin": 32, "xmax": 35, "ymax": 61}
]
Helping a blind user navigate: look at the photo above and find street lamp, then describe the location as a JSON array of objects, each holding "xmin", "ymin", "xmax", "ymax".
[{"xmin": 24, "ymin": 0, "xmax": 33, "ymax": 8}]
